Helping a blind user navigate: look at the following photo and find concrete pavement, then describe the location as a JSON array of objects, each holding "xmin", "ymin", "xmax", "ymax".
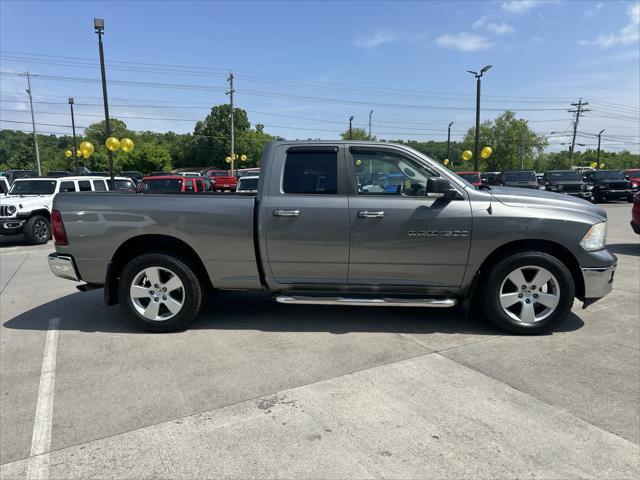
[{"xmin": 1, "ymin": 203, "xmax": 638, "ymax": 479}]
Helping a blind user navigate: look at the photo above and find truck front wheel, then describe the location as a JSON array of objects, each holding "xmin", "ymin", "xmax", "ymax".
[
  {"xmin": 119, "ymin": 253, "xmax": 203, "ymax": 332},
  {"xmin": 481, "ymin": 251, "xmax": 575, "ymax": 334},
  {"xmin": 24, "ymin": 215, "xmax": 50, "ymax": 245}
]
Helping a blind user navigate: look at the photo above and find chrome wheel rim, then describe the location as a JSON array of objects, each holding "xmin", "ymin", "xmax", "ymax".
[
  {"xmin": 34, "ymin": 220, "xmax": 49, "ymax": 242},
  {"xmin": 499, "ymin": 265, "xmax": 560, "ymax": 324},
  {"xmin": 130, "ymin": 267, "xmax": 185, "ymax": 321}
]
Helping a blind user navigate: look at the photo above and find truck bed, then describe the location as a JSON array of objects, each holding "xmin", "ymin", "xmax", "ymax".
[{"xmin": 53, "ymin": 192, "xmax": 262, "ymax": 289}]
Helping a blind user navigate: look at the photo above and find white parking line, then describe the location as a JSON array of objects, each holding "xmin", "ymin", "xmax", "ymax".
[{"xmin": 26, "ymin": 318, "xmax": 60, "ymax": 480}]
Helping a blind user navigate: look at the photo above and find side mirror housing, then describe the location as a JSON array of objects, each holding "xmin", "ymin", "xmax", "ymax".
[{"xmin": 427, "ymin": 177, "xmax": 458, "ymax": 199}]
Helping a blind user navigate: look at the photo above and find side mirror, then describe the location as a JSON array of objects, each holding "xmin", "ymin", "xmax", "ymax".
[{"xmin": 427, "ymin": 177, "xmax": 457, "ymax": 199}]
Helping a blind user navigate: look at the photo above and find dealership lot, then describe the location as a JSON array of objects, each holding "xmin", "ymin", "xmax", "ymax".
[{"xmin": 0, "ymin": 203, "xmax": 638, "ymax": 479}]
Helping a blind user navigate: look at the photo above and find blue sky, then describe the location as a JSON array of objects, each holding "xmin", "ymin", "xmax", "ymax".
[{"xmin": 1, "ymin": 0, "xmax": 638, "ymax": 153}]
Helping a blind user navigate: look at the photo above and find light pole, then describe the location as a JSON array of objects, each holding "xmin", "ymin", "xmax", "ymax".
[
  {"xmin": 68, "ymin": 97, "xmax": 78, "ymax": 173},
  {"xmin": 349, "ymin": 115, "xmax": 354, "ymax": 140},
  {"xmin": 447, "ymin": 121, "xmax": 454, "ymax": 166},
  {"xmin": 596, "ymin": 129, "xmax": 605, "ymax": 168},
  {"xmin": 467, "ymin": 65, "xmax": 492, "ymax": 171},
  {"xmin": 368, "ymin": 110, "xmax": 373, "ymax": 139},
  {"xmin": 94, "ymin": 18, "xmax": 115, "ymax": 188},
  {"xmin": 520, "ymin": 120, "xmax": 529, "ymax": 169}
]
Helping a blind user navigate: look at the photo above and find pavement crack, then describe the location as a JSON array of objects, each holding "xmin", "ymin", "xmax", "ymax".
[{"xmin": 0, "ymin": 253, "xmax": 29, "ymax": 296}]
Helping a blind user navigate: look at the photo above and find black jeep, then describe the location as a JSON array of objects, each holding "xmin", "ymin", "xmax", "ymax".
[
  {"xmin": 584, "ymin": 170, "xmax": 634, "ymax": 203},
  {"xmin": 543, "ymin": 170, "xmax": 590, "ymax": 199}
]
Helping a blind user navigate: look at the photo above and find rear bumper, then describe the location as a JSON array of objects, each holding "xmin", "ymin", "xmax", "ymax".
[
  {"xmin": 0, "ymin": 218, "xmax": 25, "ymax": 235},
  {"xmin": 48, "ymin": 253, "xmax": 80, "ymax": 281},
  {"xmin": 581, "ymin": 264, "xmax": 616, "ymax": 307}
]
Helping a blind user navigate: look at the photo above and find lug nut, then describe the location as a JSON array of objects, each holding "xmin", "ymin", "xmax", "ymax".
[
  {"xmin": 154, "ymin": 284, "xmax": 159, "ymax": 288},
  {"xmin": 533, "ymin": 294, "xmax": 538, "ymax": 299},
  {"xmin": 154, "ymin": 297, "xmax": 159, "ymax": 302},
  {"xmin": 518, "ymin": 293, "xmax": 523, "ymax": 298},
  {"xmin": 163, "ymin": 287, "xmax": 167, "ymax": 292},
  {"xmin": 162, "ymin": 295, "xmax": 167, "ymax": 300},
  {"xmin": 531, "ymin": 285, "xmax": 536, "ymax": 290},
  {"xmin": 522, "ymin": 285, "xmax": 526, "ymax": 290},
  {"xmin": 149, "ymin": 290, "xmax": 154, "ymax": 295},
  {"xmin": 525, "ymin": 298, "xmax": 531, "ymax": 304}
]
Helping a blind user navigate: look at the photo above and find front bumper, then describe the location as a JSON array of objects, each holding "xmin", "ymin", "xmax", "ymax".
[
  {"xmin": 581, "ymin": 264, "xmax": 616, "ymax": 307},
  {"xmin": 0, "ymin": 218, "xmax": 26, "ymax": 235},
  {"xmin": 48, "ymin": 253, "xmax": 80, "ymax": 281},
  {"xmin": 603, "ymin": 189, "xmax": 632, "ymax": 199}
]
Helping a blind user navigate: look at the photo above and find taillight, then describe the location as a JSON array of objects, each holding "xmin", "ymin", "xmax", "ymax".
[{"xmin": 51, "ymin": 209, "xmax": 68, "ymax": 246}]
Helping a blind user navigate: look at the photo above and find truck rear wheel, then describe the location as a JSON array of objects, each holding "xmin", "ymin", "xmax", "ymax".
[
  {"xmin": 481, "ymin": 251, "xmax": 575, "ymax": 334},
  {"xmin": 119, "ymin": 253, "xmax": 203, "ymax": 332},
  {"xmin": 24, "ymin": 215, "xmax": 50, "ymax": 245}
]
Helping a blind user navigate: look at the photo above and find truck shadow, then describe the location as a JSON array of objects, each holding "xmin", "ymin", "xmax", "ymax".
[
  {"xmin": 3, "ymin": 289, "xmax": 584, "ymax": 336},
  {"xmin": 606, "ymin": 243, "xmax": 639, "ymax": 257}
]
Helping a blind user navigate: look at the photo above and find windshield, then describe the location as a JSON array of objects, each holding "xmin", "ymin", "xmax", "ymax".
[
  {"xmin": 595, "ymin": 171, "xmax": 625, "ymax": 180},
  {"xmin": 457, "ymin": 173, "xmax": 481, "ymax": 183},
  {"xmin": 9, "ymin": 180, "xmax": 57, "ymax": 195},
  {"xmin": 549, "ymin": 171, "xmax": 582, "ymax": 181},
  {"xmin": 503, "ymin": 171, "xmax": 536, "ymax": 181},
  {"xmin": 140, "ymin": 179, "xmax": 183, "ymax": 192},
  {"xmin": 115, "ymin": 179, "xmax": 135, "ymax": 191},
  {"xmin": 238, "ymin": 177, "xmax": 258, "ymax": 190},
  {"xmin": 209, "ymin": 171, "xmax": 230, "ymax": 177}
]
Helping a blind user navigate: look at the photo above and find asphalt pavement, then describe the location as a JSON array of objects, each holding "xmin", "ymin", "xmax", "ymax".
[{"xmin": 0, "ymin": 203, "xmax": 638, "ymax": 479}]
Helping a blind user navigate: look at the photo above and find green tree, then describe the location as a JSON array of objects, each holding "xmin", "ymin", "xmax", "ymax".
[
  {"xmin": 118, "ymin": 143, "xmax": 172, "ymax": 173},
  {"xmin": 340, "ymin": 128, "xmax": 374, "ymax": 140},
  {"xmin": 463, "ymin": 111, "xmax": 548, "ymax": 171}
]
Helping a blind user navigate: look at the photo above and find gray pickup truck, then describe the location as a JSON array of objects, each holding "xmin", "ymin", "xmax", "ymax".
[{"xmin": 48, "ymin": 141, "xmax": 616, "ymax": 334}]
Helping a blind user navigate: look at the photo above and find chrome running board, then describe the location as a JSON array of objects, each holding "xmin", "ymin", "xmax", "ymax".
[{"xmin": 275, "ymin": 296, "xmax": 457, "ymax": 308}]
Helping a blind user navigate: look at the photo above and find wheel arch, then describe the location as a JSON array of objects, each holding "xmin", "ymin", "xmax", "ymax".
[
  {"xmin": 469, "ymin": 239, "xmax": 585, "ymax": 304},
  {"xmin": 105, "ymin": 234, "xmax": 213, "ymax": 305},
  {"xmin": 22, "ymin": 209, "xmax": 51, "ymax": 221}
]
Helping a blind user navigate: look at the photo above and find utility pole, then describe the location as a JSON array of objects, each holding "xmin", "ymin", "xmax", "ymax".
[
  {"xmin": 447, "ymin": 121, "xmax": 454, "ymax": 166},
  {"xmin": 94, "ymin": 18, "xmax": 115, "ymax": 188},
  {"xmin": 520, "ymin": 120, "xmax": 528, "ymax": 169},
  {"xmin": 467, "ymin": 65, "xmax": 492, "ymax": 171},
  {"xmin": 568, "ymin": 98, "xmax": 590, "ymax": 168},
  {"xmin": 349, "ymin": 115, "xmax": 354, "ymax": 140},
  {"xmin": 368, "ymin": 110, "xmax": 373, "ymax": 139},
  {"xmin": 596, "ymin": 129, "xmax": 605, "ymax": 168},
  {"xmin": 24, "ymin": 72, "xmax": 41, "ymax": 176},
  {"xmin": 227, "ymin": 71, "xmax": 235, "ymax": 176},
  {"xmin": 69, "ymin": 97, "xmax": 78, "ymax": 173}
]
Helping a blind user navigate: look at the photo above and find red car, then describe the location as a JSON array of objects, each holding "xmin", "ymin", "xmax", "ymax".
[
  {"xmin": 624, "ymin": 169, "xmax": 640, "ymax": 191},
  {"xmin": 456, "ymin": 171, "xmax": 482, "ymax": 187},
  {"xmin": 204, "ymin": 169, "xmax": 238, "ymax": 192},
  {"xmin": 138, "ymin": 175, "xmax": 205, "ymax": 193},
  {"xmin": 632, "ymin": 191, "xmax": 640, "ymax": 234}
]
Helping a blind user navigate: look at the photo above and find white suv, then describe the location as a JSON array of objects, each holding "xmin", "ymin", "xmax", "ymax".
[{"xmin": 0, "ymin": 176, "xmax": 111, "ymax": 244}]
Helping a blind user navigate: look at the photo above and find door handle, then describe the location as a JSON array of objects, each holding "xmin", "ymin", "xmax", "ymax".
[
  {"xmin": 358, "ymin": 210, "xmax": 385, "ymax": 218},
  {"xmin": 273, "ymin": 209, "xmax": 300, "ymax": 217}
]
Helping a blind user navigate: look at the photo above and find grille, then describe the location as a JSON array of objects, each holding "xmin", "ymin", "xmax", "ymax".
[
  {"xmin": 609, "ymin": 182, "xmax": 628, "ymax": 190},
  {"xmin": 0, "ymin": 205, "xmax": 14, "ymax": 217},
  {"xmin": 562, "ymin": 184, "xmax": 581, "ymax": 192}
]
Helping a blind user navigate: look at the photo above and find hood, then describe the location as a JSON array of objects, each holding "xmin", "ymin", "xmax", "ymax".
[
  {"xmin": 0, "ymin": 195, "xmax": 50, "ymax": 210},
  {"xmin": 489, "ymin": 186, "xmax": 606, "ymax": 222}
]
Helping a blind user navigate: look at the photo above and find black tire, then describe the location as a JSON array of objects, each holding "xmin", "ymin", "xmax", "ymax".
[
  {"xmin": 23, "ymin": 215, "xmax": 50, "ymax": 245},
  {"xmin": 481, "ymin": 251, "xmax": 575, "ymax": 335},
  {"xmin": 118, "ymin": 253, "xmax": 203, "ymax": 332},
  {"xmin": 592, "ymin": 190, "xmax": 602, "ymax": 203},
  {"xmin": 628, "ymin": 194, "xmax": 634, "ymax": 203}
]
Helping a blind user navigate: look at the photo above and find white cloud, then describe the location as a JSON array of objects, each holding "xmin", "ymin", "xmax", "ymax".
[
  {"xmin": 579, "ymin": 3, "xmax": 640, "ymax": 47},
  {"xmin": 472, "ymin": 16, "xmax": 487, "ymax": 29},
  {"xmin": 436, "ymin": 33, "xmax": 493, "ymax": 51},
  {"xmin": 354, "ymin": 31, "xmax": 399, "ymax": 49},
  {"xmin": 501, "ymin": 0, "xmax": 540, "ymax": 13},
  {"xmin": 487, "ymin": 22, "xmax": 515, "ymax": 35},
  {"xmin": 584, "ymin": 2, "xmax": 603, "ymax": 18}
]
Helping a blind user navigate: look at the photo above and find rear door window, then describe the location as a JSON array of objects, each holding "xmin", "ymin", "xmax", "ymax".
[
  {"xmin": 283, "ymin": 150, "xmax": 337, "ymax": 194},
  {"xmin": 78, "ymin": 180, "xmax": 92, "ymax": 191},
  {"xmin": 59, "ymin": 181, "xmax": 76, "ymax": 193},
  {"xmin": 195, "ymin": 179, "xmax": 204, "ymax": 192}
]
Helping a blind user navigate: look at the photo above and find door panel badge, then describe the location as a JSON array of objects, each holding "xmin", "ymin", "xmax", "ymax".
[{"xmin": 408, "ymin": 230, "xmax": 469, "ymax": 238}]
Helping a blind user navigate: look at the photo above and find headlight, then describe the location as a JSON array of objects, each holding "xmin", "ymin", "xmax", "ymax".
[
  {"xmin": 586, "ymin": 185, "xmax": 594, "ymax": 191},
  {"xmin": 580, "ymin": 222, "xmax": 607, "ymax": 251},
  {"xmin": 632, "ymin": 183, "xmax": 638, "ymax": 188},
  {"xmin": 7, "ymin": 205, "xmax": 16, "ymax": 215}
]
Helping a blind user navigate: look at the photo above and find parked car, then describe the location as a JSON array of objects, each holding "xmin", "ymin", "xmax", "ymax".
[
  {"xmin": 201, "ymin": 177, "xmax": 213, "ymax": 192},
  {"xmin": 624, "ymin": 169, "xmax": 640, "ymax": 190},
  {"xmin": 542, "ymin": 170, "xmax": 590, "ymax": 199},
  {"xmin": 1, "ymin": 169, "xmax": 37, "ymax": 184},
  {"xmin": 0, "ymin": 176, "xmax": 9, "ymax": 195},
  {"xmin": 112, "ymin": 177, "xmax": 137, "ymax": 192},
  {"xmin": 0, "ymin": 176, "xmax": 111, "ymax": 244},
  {"xmin": 631, "ymin": 191, "xmax": 640, "ymax": 234},
  {"xmin": 499, "ymin": 170, "xmax": 539, "ymax": 189},
  {"xmin": 481, "ymin": 171, "xmax": 501, "ymax": 186},
  {"xmin": 138, "ymin": 175, "xmax": 205, "ymax": 193},
  {"xmin": 456, "ymin": 171, "xmax": 482, "ymax": 187},
  {"xmin": 49, "ymin": 141, "xmax": 616, "ymax": 336},
  {"xmin": 583, "ymin": 170, "xmax": 634, "ymax": 203},
  {"xmin": 121, "ymin": 171, "xmax": 143, "ymax": 185},
  {"xmin": 236, "ymin": 175, "xmax": 259, "ymax": 193},
  {"xmin": 181, "ymin": 172, "xmax": 201, "ymax": 177},
  {"xmin": 237, "ymin": 167, "xmax": 261, "ymax": 178},
  {"xmin": 204, "ymin": 169, "xmax": 238, "ymax": 192}
]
